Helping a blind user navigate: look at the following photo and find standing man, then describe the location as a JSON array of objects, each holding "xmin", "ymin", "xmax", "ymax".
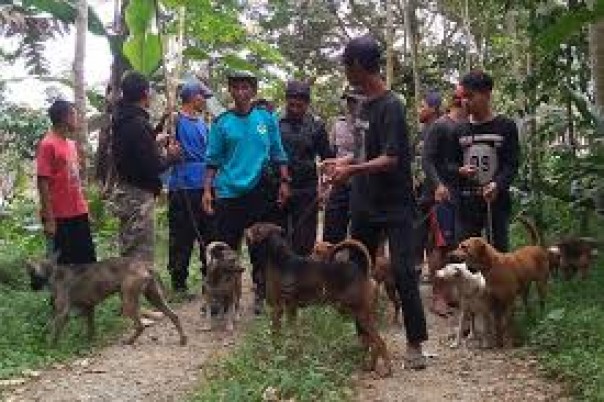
[
  {"xmin": 278, "ymin": 80, "xmax": 334, "ymax": 254},
  {"xmin": 453, "ymin": 70, "xmax": 520, "ymax": 252},
  {"xmin": 36, "ymin": 99, "xmax": 96, "ymax": 264},
  {"xmin": 422, "ymin": 87, "xmax": 467, "ymax": 316},
  {"xmin": 202, "ymin": 70, "xmax": 291, "ymax": 315},
  {"xmin": 325, "ymin": 35, "xmax": 428, "ymax": 369},
  {"xmin": 414, "ymin": 91, "xmax": 443, "ymax": 272},
  {"xmin": 166, "ymin": 81, "xmax": 214, "ymax": 295},
  {"xmin": 322, "ymin": 88, "xmax": 363, "ymax": 244},
  {"xmin": 111, "ymin": 71, "xmax": 180, "ymax": 263}
]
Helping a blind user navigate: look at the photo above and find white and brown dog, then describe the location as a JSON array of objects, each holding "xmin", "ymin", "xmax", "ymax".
[
  {"xmin": 436, "ymin": 262, "xmax": 493, "ymax": 348},
  {"xmin": 203, "ymin": 241, "xmax": 244, "ymax": 332}
]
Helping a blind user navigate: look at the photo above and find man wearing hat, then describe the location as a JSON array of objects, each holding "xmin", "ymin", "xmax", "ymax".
[
  {"xmin": 325, "ymin": 35, "xmax": 428, "ymax": 369},
  {"xmin": 422, "ymin": 86, "xmax": 467, "ymax": 316},
  {"xmin": 203, "ymin": 70, "xmax": 290, "ymax": 314},
  {"xmin": 278, "ymin": 80, "xmax": 334, "ymax": 255},
  {"xmin": 166, "ymin": 80, "xmax": 214, "ymax": 295},
  {"xmin": 322, "ymin": 87, "xmax": 363, "ymax": 243}
]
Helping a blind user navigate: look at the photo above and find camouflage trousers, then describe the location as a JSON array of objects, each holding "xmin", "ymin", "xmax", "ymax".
[{"xmin": 108, "ymin": 182, "xmax": 155, "ymax": 262}]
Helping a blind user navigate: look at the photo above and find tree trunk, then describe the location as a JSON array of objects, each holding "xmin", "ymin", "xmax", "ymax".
[
  {"xmin": 74, "ymin": 0, "xmax": 88, "ymax": 181},
  {"xmin": 403, "ymin": 0, "xmax": 421, "ymax": 129},
  {"xmin": 385, "ymin": 0, "xmax": 394, "ymax": 89},
  {"xmin": 591, "ymin": 19, "xmax": 604, "ymax": 112}
]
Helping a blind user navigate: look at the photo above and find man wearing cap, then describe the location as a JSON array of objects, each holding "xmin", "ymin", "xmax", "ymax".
[
  {"xmin": 422, "ymin": 87, "xmax": 467, "ymax": 316},
  {"xmin": 452, "ymin": 70, "xmax": 519, "ymax": 252},
  {"xmin": 325, "ymin": 35, "xmax": 428, "ymax": 369},
  {"xmin": 202, "ymin": 70, "xmax": 290, "ymax": 314},
  {"xmin": 322, "ymin": 87, "xmax": 363, "ymax": 243},
  {"xmin": 278, "ymin": 80, "xmax": 334, "ymax": 255},
  {"xmin": 166, "ymin": 80, "xmax": 214, "ymax": 295}
]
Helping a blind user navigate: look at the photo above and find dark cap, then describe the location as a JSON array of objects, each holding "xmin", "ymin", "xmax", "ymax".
[
  {"xmin": 423, "ymin": 90, "xmax": 442, "ymax": 109},
  {"xmin": 285, "ymin": 80, "xmax": 311, "ymax": 100},
  {"xmin": 342, "ymin": 35, "xmax": 382, "ymax": 68},
  {"xmin": 226, "ymin": 70, "xmax": 258, "ymax": 88},
  {"xmin": 180, "ymin": 81, "xmax": 212, "ymax": 102},
  {"xmin": 460, "ymin": 69, "xmax": 494, "ymax": 92}
]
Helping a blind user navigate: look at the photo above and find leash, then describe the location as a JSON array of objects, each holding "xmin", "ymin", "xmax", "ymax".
[{"xmin": 486, "ymin": 200, "xmax": 494, "ymax": 245}]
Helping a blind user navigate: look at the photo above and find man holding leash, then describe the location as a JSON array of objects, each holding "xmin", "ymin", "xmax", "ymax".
[
  {"xmin": 324, "ymin": 35, "xmax": 428, "ymax": 370},
  {"xmin": 452, "ymin": 70, "xmax": 520, "ymax": 252},
  {"xmin": 166, "ymin": 81, "xmax": 214, "ymax": 295}
]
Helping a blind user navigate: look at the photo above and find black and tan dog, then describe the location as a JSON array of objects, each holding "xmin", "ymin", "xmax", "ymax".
[
  {"xmin": 202, "ymin": 241, "xmax": 244, "ymax": 332},
  {"xmin": 26, "ymin": 255, "xmax": 187, "ymax": 346},
  {"xmin": 245, "ymin": 223, "xmax": 391, "ymax": 377}
]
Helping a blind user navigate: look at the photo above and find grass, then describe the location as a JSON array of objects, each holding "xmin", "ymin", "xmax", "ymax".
[
  {"xmin": 189, "ymin": 307, "xmax": 363, "ymax": 402},
  {"xmin": 517, "ymin": 258, "xmax": 604, "ymax": 401}
]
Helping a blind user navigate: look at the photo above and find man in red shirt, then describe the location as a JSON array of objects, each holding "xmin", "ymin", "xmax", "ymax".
[{"xmin": 36, "ymin": 100, "xmax": 96, "ymax": 264}]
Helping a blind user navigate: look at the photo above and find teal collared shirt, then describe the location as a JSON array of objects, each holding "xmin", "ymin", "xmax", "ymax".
[{"xmin": 206, "ymin": 106, "xmax": 288, "ymax": 198}]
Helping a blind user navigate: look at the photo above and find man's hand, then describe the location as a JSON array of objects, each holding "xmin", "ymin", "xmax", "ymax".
[
  {"xmin": 277, "ymin": 182, "xmax": 291, "ymax": 208},
  {"xmin": 458, "ymin": 165, "xmax": 477, "ymax": 178},
  {"xmin": 202, "ymin": 188, "xmax": 215, "ymax": 215},
  {"xmin": 328, "ymin": 165, "xmax": 353, "ymax": 186},
  {"xmin": 483, "ymin": 181, "xmax": 498, "ymax": 203},
  {"xmin": 434, "ymin": 183, "xmax": 450, "ymax": 202},
  {"xmin": 166, "ymin": 140, "xmax": 182, "ymax": 161},
  {"xmin": 43, "ymin": 218, "xmax": 56, "ymax": 236}
]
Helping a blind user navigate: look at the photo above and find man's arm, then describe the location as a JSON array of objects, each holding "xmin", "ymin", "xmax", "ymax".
[
  {"xmin": 37, "ymin": 176, "xmax": 55, "ymax": 235},
  {"xmin": 314, "ymin": 121, "xmax": 336, "ymax": 160},
  {"xmin": 421, "ymin": 123, "xmax": 443, "ymax": 186}
]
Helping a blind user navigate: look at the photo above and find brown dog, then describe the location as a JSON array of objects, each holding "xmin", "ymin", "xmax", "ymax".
[
  {"xmin": 313, "ymin": 241, "xmax": 401, "ymax": 324},
  {"xmin": 26, "ymin": 255, "xmax": 187, "ymax": 346},
  {"xmin": 246, "ymin": 223, "xmax": 391, "ymax": 377},
  {"xmin": 549, "ymin": 237, "xmax": 599, "ymax": 280},
  {"xmin": 451, "ymin": 237, "xmax": 549, "ymax": 347},
  {"xmin": 202, "ymin": 241, "xmax": 244, "ymax": 332}
]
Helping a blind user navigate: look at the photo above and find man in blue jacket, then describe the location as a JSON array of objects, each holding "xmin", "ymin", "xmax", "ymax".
[{"xmin": 167, "ymin": 81, "xmax": 214, "ymax": 295}]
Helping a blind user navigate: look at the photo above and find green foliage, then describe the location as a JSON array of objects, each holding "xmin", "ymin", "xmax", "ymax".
[
  {"xmin": 123, "ymin": 0, "xmax": 162, "ymax": 76},
  {"xmin": 190, "ymin": 307, "xmax": 361, "ymax": 402},
  {"xmin": 518, "ymin": 257, "xmax": 604, "ymax": 401}
]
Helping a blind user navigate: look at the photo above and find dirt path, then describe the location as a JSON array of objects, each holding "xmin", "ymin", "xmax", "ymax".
[
  {"xmin": 4, "ymin": 281, "xmax": 569, "ymax": 402},
  {"xmin": 4, "ymin": 283, "xmax": 254, "ymax": 402},
  {"xmin": 353, "ymin": 284, "xmax": 569, "ymax": 402}
]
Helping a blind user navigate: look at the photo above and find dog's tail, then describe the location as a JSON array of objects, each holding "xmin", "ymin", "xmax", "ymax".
[
  {"xmin": 329, "ymin": 239, "xmax": 373, "ymax": 275},
  {"xmin": 514, "ymin": 214, "xmax": 542, "ymax": 246}
]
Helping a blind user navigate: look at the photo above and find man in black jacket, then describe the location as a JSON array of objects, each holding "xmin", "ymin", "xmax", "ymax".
[
  {"xmin": 452, "ymin": 70, "xmax": 520, "ymax": 252},
  {"xmin": 111, "ymin": 71, "xmax": 180, "ymax": 262},
  {"xmin": 278, "ymin": 80, "xmax": 334, "ymax": 255}
]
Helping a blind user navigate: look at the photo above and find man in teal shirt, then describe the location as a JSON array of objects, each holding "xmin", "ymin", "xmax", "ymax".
[{"xmin": 203, "ymin": 70, "xmax": 291, "ymax": 314}]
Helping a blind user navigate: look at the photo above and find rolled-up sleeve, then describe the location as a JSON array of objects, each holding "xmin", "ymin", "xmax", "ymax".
[
  {"xmin": 205, "ymin": 121, "xmax": 225, "ymax": 169},
  {"xmin": 268, "ymin": 114, "xmax": 288, "ymax": 164}
]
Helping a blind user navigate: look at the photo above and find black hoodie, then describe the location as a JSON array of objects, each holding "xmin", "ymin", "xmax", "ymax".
[{"xmin": 112, "ymin": 101, "xmax": 167, "ymax": 195}]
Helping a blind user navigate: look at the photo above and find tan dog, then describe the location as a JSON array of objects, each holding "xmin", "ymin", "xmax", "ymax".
[
  {"xmin": 451, "ymin": 237, "xmax": 549, "ymax": 346},
  {"xmin": 26, "ymin": 255, "xmax": 187, "ymax": 346},
  {"xmin": 203, "ymin": 241, "xmax": 244, "ymax": 332}
]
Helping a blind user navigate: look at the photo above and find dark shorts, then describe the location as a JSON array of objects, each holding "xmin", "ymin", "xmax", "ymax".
[
  {"xmin": 429, "ymin": 201, "xmax": 455, "ymax": 248},
  {"xmin": 53, "ymin": 213, "xmax": 97, "ymax": 264}
]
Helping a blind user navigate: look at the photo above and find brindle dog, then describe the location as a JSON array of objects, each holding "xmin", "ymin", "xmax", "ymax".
[
  {"xmin": 26, "ymin": 255, "xmax": 187, "ymax": 346},
  {"xmin": 245, "ymin": 223, "xmax": 392, "ymax": 377}
]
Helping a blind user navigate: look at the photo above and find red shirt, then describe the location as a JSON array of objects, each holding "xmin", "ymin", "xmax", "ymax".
[{"xmin": 35, "ymin": 131, "xmax": 88, "ymax": 219}]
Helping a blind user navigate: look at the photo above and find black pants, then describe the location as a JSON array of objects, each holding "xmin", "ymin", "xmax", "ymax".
[
  {"xmin": 277, "ymin": 186, "xmax": 318, "ymax": 255},
  {"xmin": 212, "ymin": 184, "xmax": 279, "ymax": 300},
  {"xmin": 455, "ymin": 192, "xmax": 512, "ymax": 252},
  {"xmin": 350, "ymin": 213, "xmax": 428, "ymax": 344},
  {"xmin": 323, "ymin": 184, "xmax": 350, "ymax": 244},
  {"xmin": 167, "ymin": 189, "xmax": 214, "ymax": 290},
  {"xmin": 414, "ymin": 202, "xmax": 433, "ymax": 267},
  {"xmin": 54, "ymin": 214, "xmax": 97, "ymax": 264}
]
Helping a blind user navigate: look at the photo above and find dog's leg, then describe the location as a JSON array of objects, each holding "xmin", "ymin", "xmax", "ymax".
[
  {"xmin": 520, "ymin": 284, "xmax": 531, "ymax": 316},
  {"xmin": 49, "ymin": 290, "xmax": 69, "ymax": 345},
  {"xmin": 385, "ymin": 283, "xmax": 401, "ymax": 325},
  {"xmin": 270, "ymin": 304, "xmax": 284, "ymax": 336},
  {"xmin": 451, "ymin": 304, "xmax": 465, "ymax": 349},
  {"xmin": 536, "ymin": 277, "xmax": 548, "ymax": 311},
  {"xmin": 83, "ymin": 307, "xmax": 95, "ymax": 341},
  {"xmin": 225, "ymin": 302, "xmax": 235, "ymax": 333},
  {"xmin": 285, "ymin": 305, "xmax": 298, "ymax": 327},
  {"xmin": 122, "ymin": 284, "xmax": 145, "ymax": 345},
  {"xmin": 357, "ymin": 312, "xmax": 391, "ymax": 377},
  {"xmin": 144, "ymin": 279, "xmax": 187, "ymax": 345},
  {"xmin": 201, "ymin": 296, "xmax": 213, "ymax": 332}
]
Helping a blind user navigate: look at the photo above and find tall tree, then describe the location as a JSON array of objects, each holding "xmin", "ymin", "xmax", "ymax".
[{"xmin": 74, "ymin": 0, "xmax": 88, "ymax": 178}]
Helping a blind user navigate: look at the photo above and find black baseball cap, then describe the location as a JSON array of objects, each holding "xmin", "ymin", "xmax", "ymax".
[
  {"xmin": 227, "ymin": 70, "xmax": 258, "ymax": 88},
  {"xmin": 342, "ymin": 35, "xmax": 382, "ymax": 68},
  {"xmin": 285, "ymin": 80, "xmax": 311, "ymax": 100}
]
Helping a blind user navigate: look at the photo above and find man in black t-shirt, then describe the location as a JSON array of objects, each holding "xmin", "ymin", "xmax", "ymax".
[
  {"xmin": 324, "ymin": 35, "xmax": 428, "ymax": 370},
  {"xmin": 452, "ymin": 70, "xmax": 520, "ymax": 252}
]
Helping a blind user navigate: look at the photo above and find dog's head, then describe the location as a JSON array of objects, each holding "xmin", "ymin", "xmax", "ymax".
[
  {"xmin": 450, "ymin": 237, "xmax": 491, "ymax": 269},
  {"xmin": 310, "ymin": 241, "xmax": 335, "ymax": 261},
  {"xmin": 25, "ymin": 252, "xmax": 59, "ymax": 291},
  {"xmin": 204, "ymin": 241, "xmax": 244, "ymax": 289},
  {"xmin": 244, "ymin": 223, "xmax": 285, "ymax": 246},
  {"xmin": 436, "ymin": 262, "xmax": 470, "ymax": 280}
]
